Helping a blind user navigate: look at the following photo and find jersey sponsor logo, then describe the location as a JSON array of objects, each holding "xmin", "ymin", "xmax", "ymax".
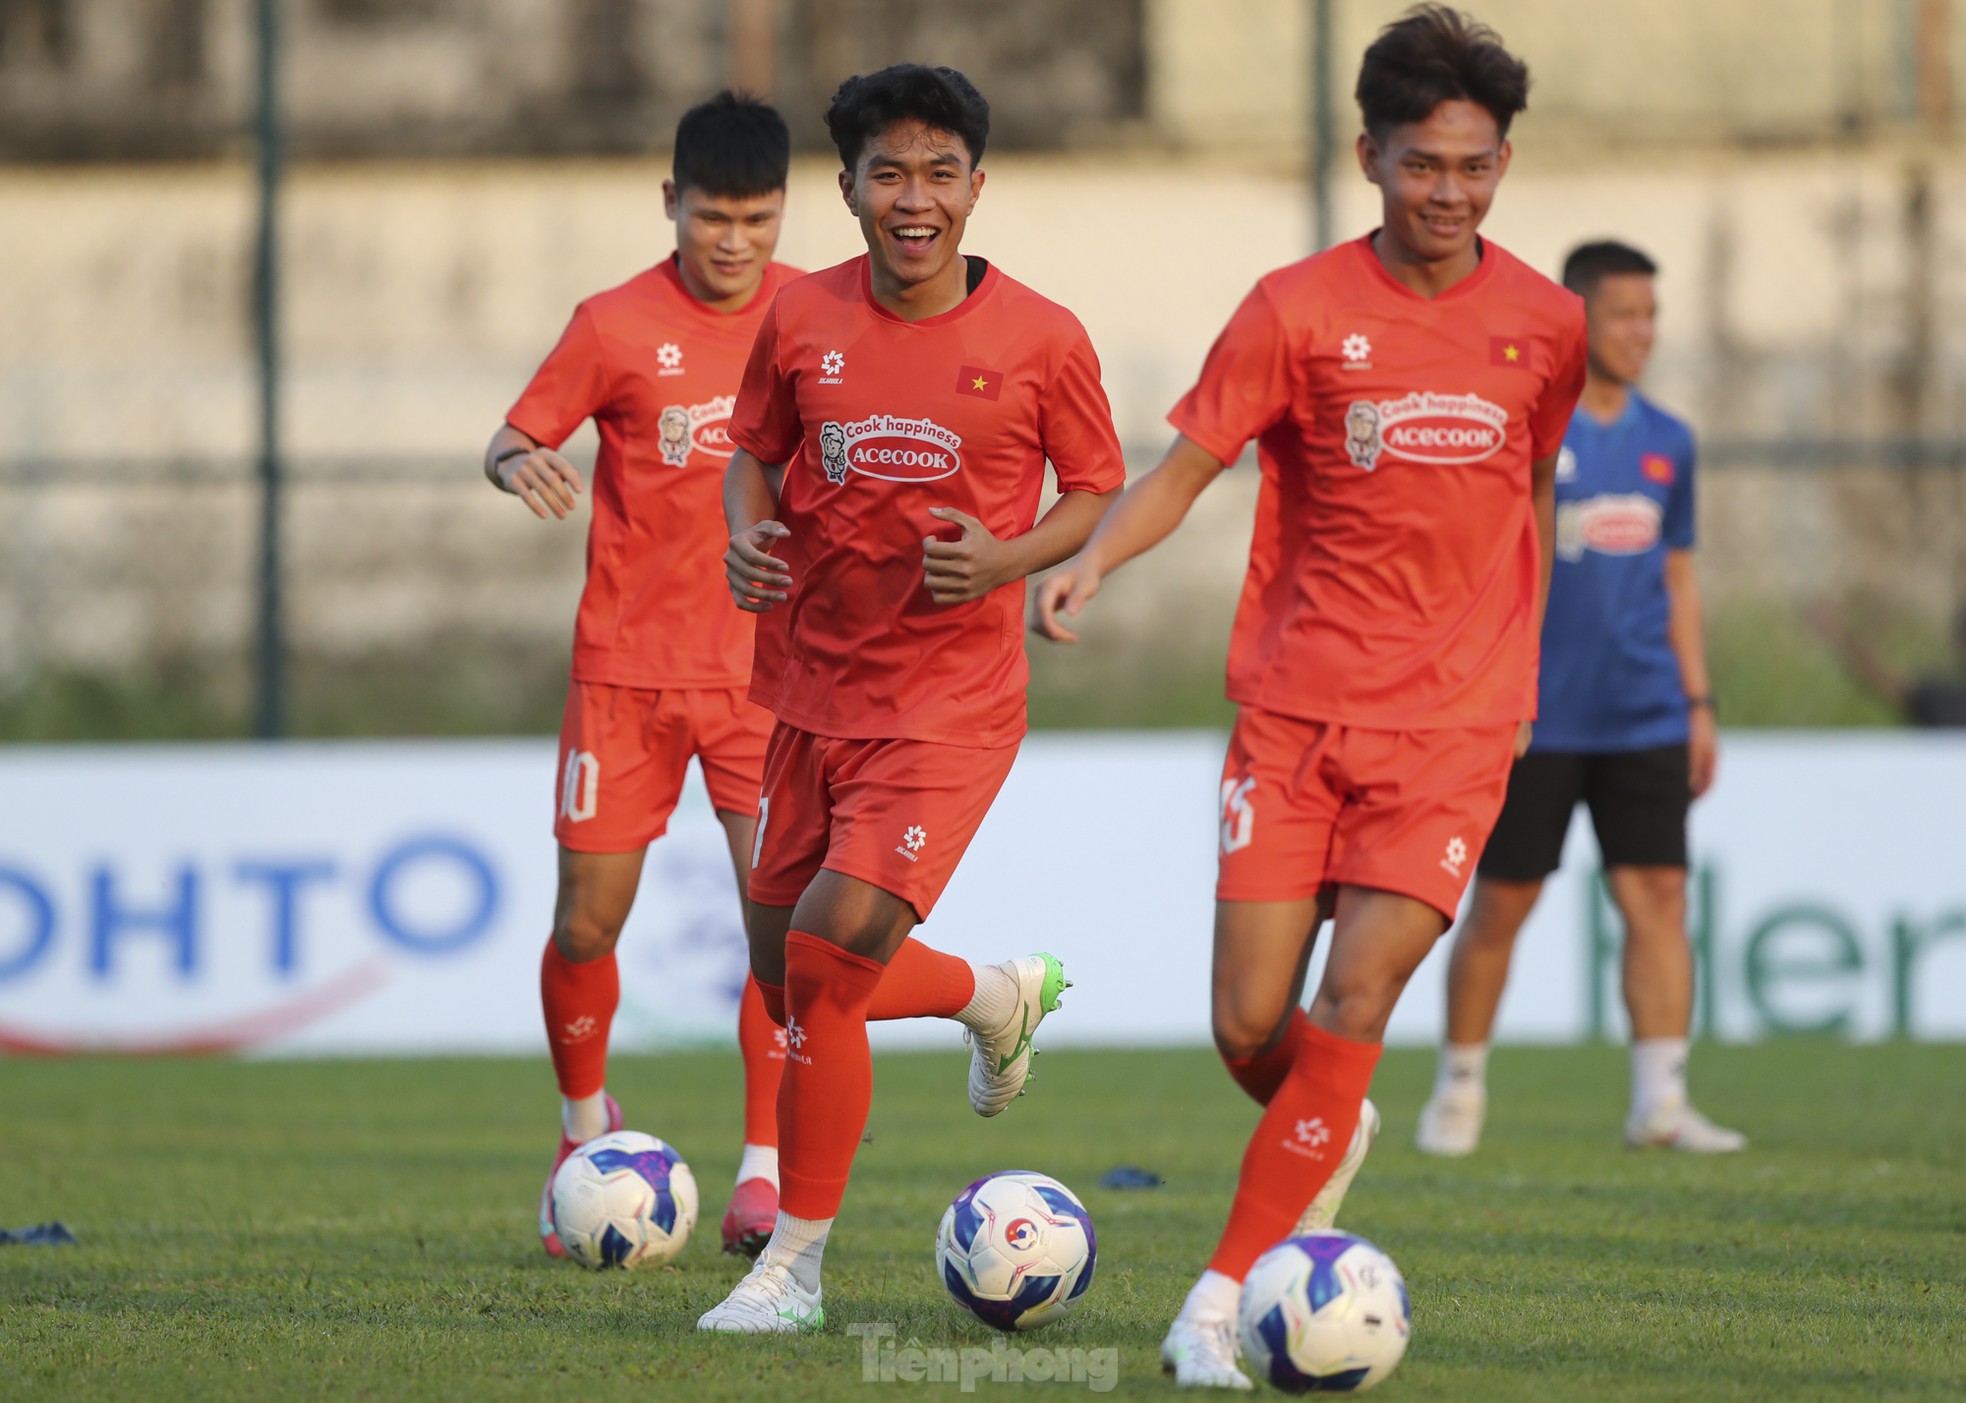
[
  {"xmin": 656, "ymin": 341, "xmax": 685, "ymax": 377},
  {"xmin": 658, "ymin": 394, "xmax": 737, "ymax": 466},
  {"xmin": 818, "ymin": 414, "xmax": 963, "ymax": 485},
  {"xmin": 1345, "ymin": 391, "xmax": 1510, "ymax": 472},
  {"xmin": 1555, "ymin": 492, "xmax": 1664, "ymax": 561}
]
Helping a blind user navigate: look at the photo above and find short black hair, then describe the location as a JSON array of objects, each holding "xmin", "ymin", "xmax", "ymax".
[
  {"xmin": 824, "ymin": 64, "xmax": 990, "ymax": 171},
  {"xmin": 1562, "ymin": 240, "xmax": 1659, "ymax": 298},
  {"xmin": 1355, "ymin": 5, "xmax": 1530, "ymax": 143},
  {"xmin": 672, "ymin": 91, "xmax": 789, "ymax": 197}
]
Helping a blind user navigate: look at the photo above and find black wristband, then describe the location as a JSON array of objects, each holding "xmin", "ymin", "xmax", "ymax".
[{"xmin": 1687, "ymin": 694, "xmax": 1715, "ymax": 714}]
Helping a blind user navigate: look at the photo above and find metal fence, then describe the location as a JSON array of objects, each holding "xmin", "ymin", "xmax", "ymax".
[{"xmin": 3, "ymin": 0, "xmax": 1965, "ymax": 739}]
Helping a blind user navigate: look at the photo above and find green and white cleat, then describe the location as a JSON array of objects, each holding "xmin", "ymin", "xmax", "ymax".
[
  {"xmin": 1160, "ymin": 1310, "xmax": 1253, "ymax": 1390},
  {"xmin": 966, "ymin": 953, "xmax": 1069, "ymax": 1117},
  {"xmin": 695, "ymin": 1251, "xmax": 825, "ymax": 1334},
  {"xmin": 1293, "ymin": 1098, "xmax": 1380, "ymax": 1235}
]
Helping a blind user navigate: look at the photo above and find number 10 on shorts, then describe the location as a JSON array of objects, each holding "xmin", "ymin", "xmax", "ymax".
[{"xmin": 561, "ymin": 750, "xmax": 599, "ymax": 823}]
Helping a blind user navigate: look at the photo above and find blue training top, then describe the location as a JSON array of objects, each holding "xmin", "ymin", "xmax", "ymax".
[{"xmin": 1533, "ymin": 390, "xmax": 1696, "ymax": 752}]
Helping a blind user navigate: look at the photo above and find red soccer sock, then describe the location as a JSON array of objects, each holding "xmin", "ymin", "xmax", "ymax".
[
  {"xmin": 757, "ymin": 978, "xmax": 788, "ymax": 1027},
  {"xmin": 540, "ymin": 937, "xmax": 618, "ymax": 1100},
  {"xmin": 738, "ymin": 973, "xmax": 785, "ymax": 1148},
  {"xmin": 1206, "ymin": 1022, "xmax": 1383, "ymax": 1282},
  {"xmin": 866, "ymin": 936, "xmax": 976, "ymax": 1021},
  {"xmin": 776, "ymin": 930, "xmax": 885, "ymax": 1220},
  {"xmin": 1222, "ymin": 1009, "xmax": 1308, "ymax": 1106}
]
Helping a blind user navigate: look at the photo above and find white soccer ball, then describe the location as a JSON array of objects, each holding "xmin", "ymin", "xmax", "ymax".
[
  {"xmin": 1238, "ymin": 1231, "xmax": 1410, "ymax": 1393},
  {"xmin": 550, "ymin": 1130, "xmax": 698, "ymax": 1269},
  {"xmin": 934, "ymin": 1170, "xmax": 1097, "ymax": 1331}
]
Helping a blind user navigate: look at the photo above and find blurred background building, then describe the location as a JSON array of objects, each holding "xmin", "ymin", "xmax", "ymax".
[{"xmin": 3, "ymin": 0, "xmax": 1963, "ymax": 739}]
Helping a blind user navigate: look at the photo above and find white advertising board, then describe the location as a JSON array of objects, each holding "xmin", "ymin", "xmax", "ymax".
[{"xmin": 0, "ymin": 733, "xmax": 1960, "ymax": 1055}]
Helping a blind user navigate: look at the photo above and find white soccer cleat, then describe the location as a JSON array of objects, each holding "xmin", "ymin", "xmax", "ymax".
[
  {"xmin": 695, "ymin": 1250, "xmax": 825, "ymax": 1334},
  {"xmin": 965, "ymin": 952, "xmax": 1068, "ymax": 1117},
  {"xmin": 1161, "ymin": 1311, "xmax": 1253, "ymax": 1390},
  {"xmin": 1415, "ymin": 1083, "xmax": 1486, "ymax": 1158},
  {"xmin": 1294, "ymin": 1098, "xmax": 1381, "ymax": 1235},
  {"xmin": 1625, "ymin": 1098, "xmax": 1747, "ymax": 1154}
]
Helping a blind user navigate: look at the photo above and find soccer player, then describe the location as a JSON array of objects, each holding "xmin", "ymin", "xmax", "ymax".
[
  {"xmin": 1033, "ymin": 8, "xmax": 1586, "ymax": 1388},
  {"xmin": 484, "ymin": 93, "xmax": 799, "ymax": 1262},
  {"xmin": 1416, "ymin": 241, "xmax": 1746, "ymax": 1157},
  {"xmin": 695, "ymin": 63, "xmax": 1126, "ymax": 1334}
]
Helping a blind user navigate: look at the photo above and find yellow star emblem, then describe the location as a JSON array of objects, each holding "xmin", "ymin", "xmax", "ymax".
[
  {"xmin": 971, "ymin": 375, "xmax": 989, "ymax": 391},
  {"xmin": 1503, "ymin": 343, "xmax": 1520, "ymax": 362}
]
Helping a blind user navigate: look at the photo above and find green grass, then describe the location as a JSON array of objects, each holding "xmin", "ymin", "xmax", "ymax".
[{"xmin": 2, "ymin": 1045, "xmax": 1962, "ymax": 1401}]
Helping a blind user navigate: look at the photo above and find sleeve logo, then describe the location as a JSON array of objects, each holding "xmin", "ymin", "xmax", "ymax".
[{"xmin": 816, "ymin": 414, "xmax": 963, "ymax": 485}]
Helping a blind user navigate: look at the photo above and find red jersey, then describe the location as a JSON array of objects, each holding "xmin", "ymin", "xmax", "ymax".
[
  {"xmin": 1171, "ymin": 235, "xmax": 1587, "ymax": 730},
  {"xmin": 729, "ymin": 256, "xmax": 1126, "ymax": 747},
  {"xmin": 507, "ymin": 257, "xmax": 802, "ymax": 689}
]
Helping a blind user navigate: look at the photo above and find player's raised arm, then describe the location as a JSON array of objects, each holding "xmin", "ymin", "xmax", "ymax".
[
  {"xmin": 723, "ymin": 446, "xmax": 792, "ymax": 613},
  {"xmin": 483, "ymin": 422, "xmax": 584, "ymax": 520},
  {"xmin": 1030, "ymin": 435, "xmax": 1227, "ymax": 642}
]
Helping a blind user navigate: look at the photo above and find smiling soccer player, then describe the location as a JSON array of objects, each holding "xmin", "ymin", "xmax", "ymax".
[
  {"xmin": 484, "ymin": 93, "xmax": 800, "ymax": 1264},
  {"xmin": 1034, "ymin": 7, "xmax": 1587, "ymax": 1387},
  {"xmin": 696, "ymin": 64, "xmax": 1126, "ymax": 1334}
]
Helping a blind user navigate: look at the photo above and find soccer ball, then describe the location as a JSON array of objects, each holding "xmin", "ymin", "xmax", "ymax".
[
  {"xmin": 934, "ymin": 1170, "xmax": 1096, "ymax": 1331},
  {"xmin": 550, "ymin": 1130, "xmax": 698, "ymax": 1269},
  {"xmin": 1238, "ymin": 1232, "xmax": 1410, "ymax": 1393}
]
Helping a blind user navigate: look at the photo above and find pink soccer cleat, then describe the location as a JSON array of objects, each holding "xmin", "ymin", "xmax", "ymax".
[
  {"xmin": 721, "ymin": 1176, "xmax": 779, "ymax": 1259},
  {"xmin": 537, "ymin": 1094, "xmax": 622, "ymax": 1259}
]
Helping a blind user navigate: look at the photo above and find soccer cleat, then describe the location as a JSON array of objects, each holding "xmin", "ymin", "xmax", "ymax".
[
  {"xmin": 720, "ymin": 1177, "xmax": 779, "ymax": 1259},
  {"xmin": 1415, "ymin": 1083, "xmax": 1486, "ymax": 1157},
  {"xmin": 1294, "ymin": 1098, "xmax": 1380, "ymax": 1234},
  {"xmin": 695, "ymin": 1250, "xmax": 825, "ymax": 1334},
  {"xmin": 1160, "ymin": 1311, "xmax": 1253, "ymax": 1391},
  {"xmin": 965, "ymin": 953, "xmax": 1069, "ymax": 1117},
  {"xmin": 537, "ymin": 1094, "xmax": 622, "ymax": 1259},
  {"xmin": 1625, "ymin": 1098, "xmax": 1747, "ymax": 1154}
]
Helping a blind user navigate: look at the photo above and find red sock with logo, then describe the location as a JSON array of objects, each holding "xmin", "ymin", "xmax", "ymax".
[
  {"xmin": 738, "ymin": 973, "xmax": 785, "ymax": 1149},
  {"xmin": 867, "ymin": 936, "xmax": 976, "ymax": 1020},
  {"xmin": 540, "ymin": 937, "xmax": 617, "ymax": 1100},
  {"xmin": 777, "ymin": 930, "xmax": 886, "ymax": 1219},
  {"xmin": 1206, "ymin": 1022, "xmax": 1382, "ymax": 1281},
  {"xmin": 1222, "ymin": 1009, "xmax": 1308, "ymax": 1106}
]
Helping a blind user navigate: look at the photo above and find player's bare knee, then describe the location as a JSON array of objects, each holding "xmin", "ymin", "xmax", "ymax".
[
  {"xmin": 1212, "ymin": 1014, "xmax": 1284, "ymax": 1063},
  {"xmin": 553, "ymin": 910, "xmax": 623, "ymax": 963},
  {"xmin": 1307, "ymin": 981, "xmax": 1401, "ymax": 1044}
]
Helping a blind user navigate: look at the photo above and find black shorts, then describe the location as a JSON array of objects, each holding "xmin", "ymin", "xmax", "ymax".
[{"xmin": 1476, "ymin": 744, "xmax": 1690, "ymax": 881}]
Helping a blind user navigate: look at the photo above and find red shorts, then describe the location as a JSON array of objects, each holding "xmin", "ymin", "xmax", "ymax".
[
  {"xmin": 1215, "ymin": 707, "xmax": 1519, "ymax": 920},
  {"xmin": 747, "ymin": 723, "xmax": 1019, "ymax": 921},
  {"xmin": 553, "ymin": 682, "xmax": 773, "ymax": 852}
]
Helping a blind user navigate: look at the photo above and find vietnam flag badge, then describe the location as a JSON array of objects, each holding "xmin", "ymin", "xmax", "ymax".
[
  {"xmin": 1489, "ymin": 335, "xmax": 1530, "ymax": 369},
  {"xmin": 1641, "ymin": 452, "xmax": 1675, "ymax": 485},
  {"xmin": 956, "ymin": 365, "xmax": 1003, "ymax": 401}
]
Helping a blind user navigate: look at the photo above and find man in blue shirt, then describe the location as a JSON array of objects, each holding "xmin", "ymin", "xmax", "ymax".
[{"xmin": 1417, "ymin": 241, "xmax": 1745, "ymax": 1156}]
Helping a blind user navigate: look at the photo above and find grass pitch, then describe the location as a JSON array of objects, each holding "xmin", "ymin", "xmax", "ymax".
[{"xmin": 2, "ymin": 1043, "xmax": 1961, "ymax": 1401}]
